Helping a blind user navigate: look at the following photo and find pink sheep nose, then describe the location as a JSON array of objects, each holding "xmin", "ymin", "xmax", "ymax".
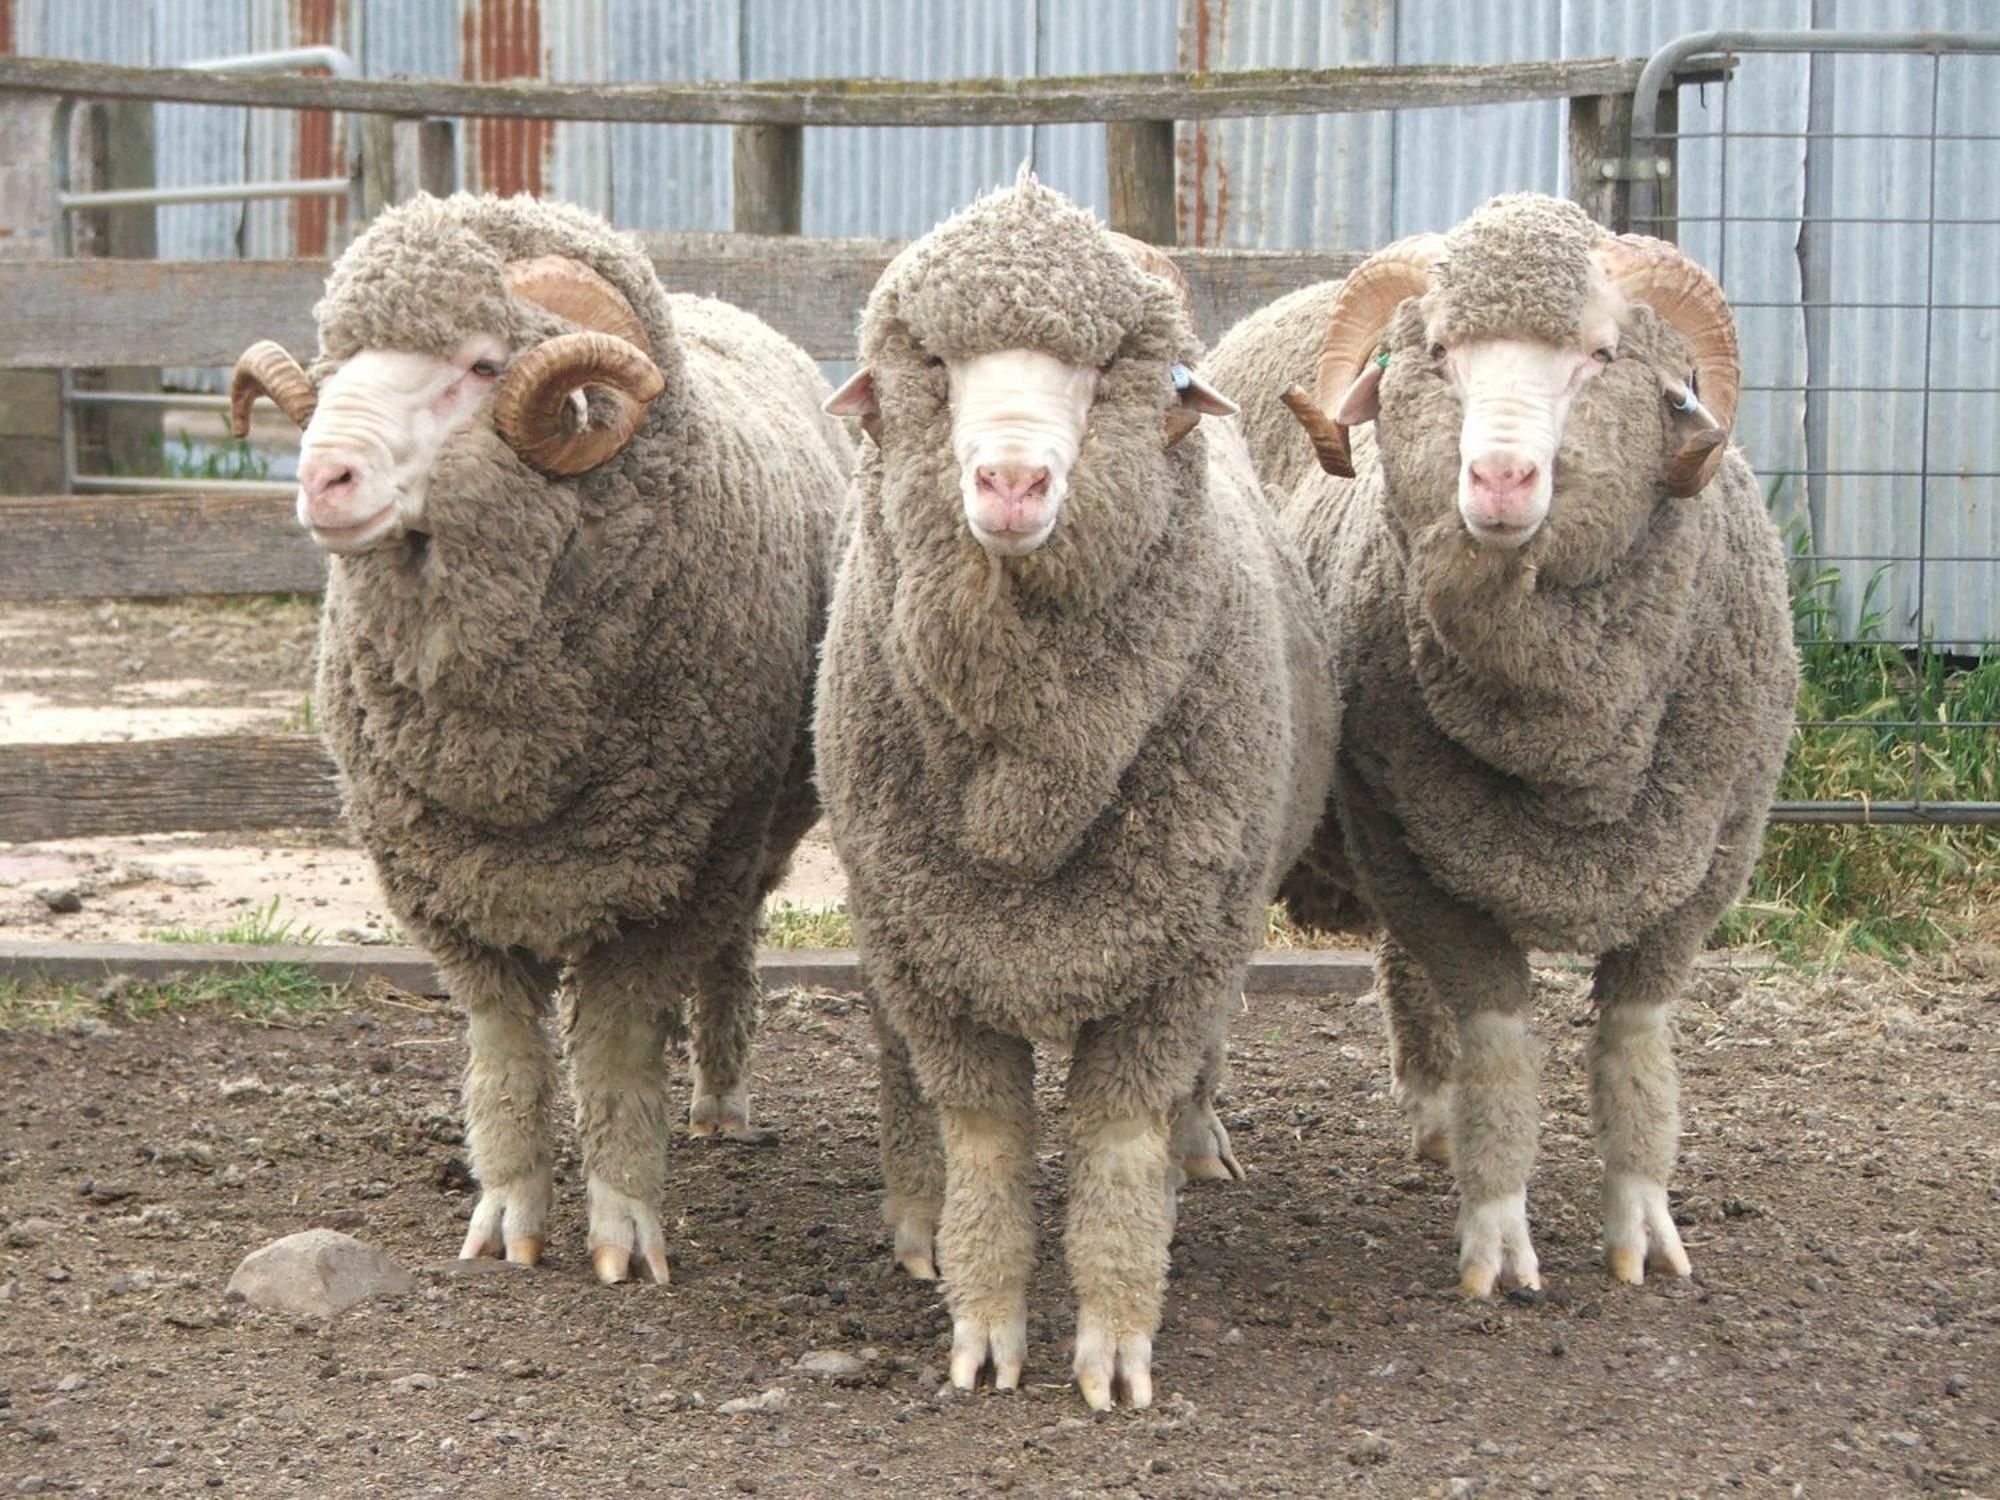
[
  {"xmin": 1466, "ymin": 456, "xmax": 1540, "ymax": 525},
  {"xmin": 976, "ymin": 463, "xmax": 1049, "ymax": 507},
  {"xmin": 298, "ymin": 455, "xmax": 363, "ymax": 528},
  {"xmin": 974, "ymin": 462, "xmax": 1052, "ymax": 536}
]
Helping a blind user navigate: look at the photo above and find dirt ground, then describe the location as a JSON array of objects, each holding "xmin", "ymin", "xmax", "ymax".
[
  {"xmin": 1, "ymin": 958, "xmax": 1995, "ymax": 1498},
  {"xmin": 0, "ymin": 599, "xmax": 845, "ymax": 944}
]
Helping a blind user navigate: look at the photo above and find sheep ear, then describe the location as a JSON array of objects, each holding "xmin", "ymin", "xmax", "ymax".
[
  {"xmin": 823, "ymin": 366, "xmax": 882, "ymax": 444},
  {"xmin": 1332, "ymin": 361, "xmax": 1384, "ymax": 426},
  {"xmin": 1164, "ymin": 364, "xmax": 1239, "ymax": 448}
]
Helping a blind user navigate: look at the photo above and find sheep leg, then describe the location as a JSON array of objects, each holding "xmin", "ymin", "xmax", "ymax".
[
  {"xmin": 1591, "ymin": 937, "xmax": 1699, "ymax": 1287},
  {"xmin": 688, "ymin": 926, "xmax": 772, "ymax": 1143},
  {"xmin": 874, "ymin": 1007, "xmax": 944, "ymax": 1281},
  {"xmin": 934, "ymin": 1033, "xmax": 1036, "ymax": 1394},
  {"xmin": 444, "ymin": 941, "xmax": 559, "ymax": 1268},
  {"xmin": 1169, "ymin": 1025, "xmax": 1245, "ymax": 1184},
  {"xmin": 1065, "ymin": 1019, "xmax": 1180, "ymax": 1412},
  {"xmin": 1388, "ymin": 911, "xmax": 1539, "ymax": 1299},
  {"xmin": 565, "ymin": 936, "xmax": 680, "ymax": 1285},
  {"xmin": 1378, "ymin": 932, "xmax": 1457, "ymax": 1165}
]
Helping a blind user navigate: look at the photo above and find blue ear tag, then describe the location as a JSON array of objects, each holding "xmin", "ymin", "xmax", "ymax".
[{"xmin": 1169, "ymin": 362, "xmax": 1193, "ymax": 391}]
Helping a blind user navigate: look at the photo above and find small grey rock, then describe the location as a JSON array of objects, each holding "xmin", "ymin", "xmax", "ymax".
[
  {"xmin": 224, "ymin": 1229, "xmax": 413, "ymax": 1318},
  {"xmin": 15, "ymin": 1477, "xmax": 50, "ymax": 1495},
  {"xmin": 217, "ymin": 1077, "xmax": 273, "ymax": 1101},
  {"xmin": 389, "ymin": 1373, "xmax": 439, "ymax": 1394},
  {"xmin": 1347, "ymin": 1430, "xmax": 1393, "ymax": 1466},
  {"xmin": 1220, "ymin": 1326, "xmax": 1245, "ymax": 1346},
  {"xmin": 38, "ymin": 888, "xmax": 83, "ymax": 914},
  {"xmin": 1475, "ymin": 1438, "xmax": 1503, "ymax": 1457},
  {"xmin": 795, "ymin": 1350, "xmax": 866, "ymax": 1379},
  {"xmin": 54, "ymin": 1374, "xmax": 86, "ymax": 1393},
  {"xmin": 5, "ymin": 1218, "xmax": 59, "ymax": 1249},
  {"xmin": 715, "ymin": 1387, "xmax": 788, "ymax": 1416}
]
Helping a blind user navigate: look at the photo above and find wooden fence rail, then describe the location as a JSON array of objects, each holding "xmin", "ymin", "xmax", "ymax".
[
  {"xmin": 0, "ymin": 238, "xmax": 1362, "ymax": 371},
  {"xmin": 0, "ymin": 54, "xmax": 1672, "ymax": 126}
]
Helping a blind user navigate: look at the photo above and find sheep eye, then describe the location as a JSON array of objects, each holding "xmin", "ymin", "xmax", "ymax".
[
  {"xmin": 923, "ymin": 353, "xmax": 945, "ymax": 370},
  {"xmin": 1592, "ymin": 347, "xmax": 1615, "ymax": 365},
  {"xmin": 1427, "ymin": 341, "xmax": 1447, "ymax": 363},
  {"xmin": 470, "ymin": 359, "xmax": 501, "ymax": 378}
]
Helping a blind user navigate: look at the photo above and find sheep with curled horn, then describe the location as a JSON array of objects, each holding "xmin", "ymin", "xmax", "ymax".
[
  {"xmin": 813, "ymin": 173, "xmax": 1335, "ymax": 1410},
  {"xmin": 230, "ymin": 192, "xmax": 851, "ymax": 1284},
  {"xmin": 1208, "ymin": 192, "xmax": 1796, "ymax": 1298}
]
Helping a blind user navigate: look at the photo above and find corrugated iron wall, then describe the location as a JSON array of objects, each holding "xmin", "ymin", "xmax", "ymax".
[{"xmin": 4, "ymin": 0, "xmax": 1992, "ymax": 643}]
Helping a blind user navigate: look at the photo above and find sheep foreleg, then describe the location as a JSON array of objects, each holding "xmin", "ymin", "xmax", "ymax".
[
  {"xmin": 935, "ymin": 1037, "xmax": 1036, "ymax": 1393},
  {"xmin": 1452, "ymin": 1006, "xmax": 1543, "ymax": 1299},
  {"xmin": 447, "ymin": 944, "xmax": 558, "ymax": 1268},
  {"xmin": 565, "ymin": 947, "xmax": 677, "ymax": 1285},
  {"xmin": 1591, "ymin": 943, "xmax": 1694, "ymax": 1286}
]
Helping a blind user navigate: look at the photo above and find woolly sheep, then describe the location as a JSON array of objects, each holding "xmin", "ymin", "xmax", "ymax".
[
  {"xmin": 814, "ymin": 174, "xmax": 1335, "ymax": 1409},
  {"xmin": 229, "ymin": 193, "xmax": 850, "ymax": 1284},
  {"xmin": 1212, "ymin": 193, "xmax": 1797, "ymax": 1298}
]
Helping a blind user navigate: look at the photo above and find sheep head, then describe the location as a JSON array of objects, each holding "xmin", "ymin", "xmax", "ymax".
[
  {"xmin": 229, "ymin": 207, "xmax": 665, "ymax": 556},
  {"xmin": 1283, "ymin": 194, "xmax": 1739, "ymax": 558},
  {"xmin": 825, "ymin": 173, "xmax": 1236, "ymax": 561}
]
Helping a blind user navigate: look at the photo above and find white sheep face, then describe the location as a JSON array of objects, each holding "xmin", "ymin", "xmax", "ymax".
[
  {"xmin": 293, "ymin": 334, "xmax": 509, "ymax": 554},
  {"xmin": 944, "ymin": 349, "xmax": 1100, "ymax": 557},
  {"xmin": 1346, "ymin": 278, "xmax": 1626, "ymax": 550}
]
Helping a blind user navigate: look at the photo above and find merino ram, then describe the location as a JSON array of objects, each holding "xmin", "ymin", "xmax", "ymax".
[
  {"xmin": 1209, "ymin": 193, "xmax": 1797, "ymax": 1297},
  {"xmin": 228, "ymin": 193, "xmax": 849, "ymax": 1283},
  {"xmin": 813, "ymin": 174, "xmax": 1334, "ymax": 1409}
]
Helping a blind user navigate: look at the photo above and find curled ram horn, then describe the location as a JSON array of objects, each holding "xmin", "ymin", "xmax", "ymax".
[
  {"xmin": 1598, "ymin": 235, "xmax": 1740, "ymax": 497},
  {"xmin": 229, "ymin": 340, "xmax": 317, "ymax": 437},
  {"xmin": 494, "ymin": 255, "xmax": 664, "ymax": 476},
  {"xmin": 491, "ymin": 332, "xmax": 665, "ymax": 476},
  {"xmin": 1289, "ymin": 234, "xmax": 1446, "ymax": 478}
]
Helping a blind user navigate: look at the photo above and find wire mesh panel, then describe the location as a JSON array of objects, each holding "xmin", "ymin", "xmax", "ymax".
[{"xmin": 1632, "ymin": 31, "xmax": 1998, "ymax": 825}]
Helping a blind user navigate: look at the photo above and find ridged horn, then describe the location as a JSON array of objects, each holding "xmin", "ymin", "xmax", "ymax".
[
  {"xmin": 491, "ymin": 333, "xmax": 665, "ymax": 477},
  {"xmin": 228, "ymin": 341, "xmax": 316, "ymax": 437},
  {"xmin": 1598, "ymin": 234, "xmax": 1740, "ymax": 497},
  {"xmin": 1291, "ymin": 234, "xmax": 1445, "ymax": 477},
  {"xmin": 504, "ymin": 254, "xmax": 652, "ymax": 357}
]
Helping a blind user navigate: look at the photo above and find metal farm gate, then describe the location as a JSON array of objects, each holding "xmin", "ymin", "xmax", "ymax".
[{"xmin": 1623, "ymin": 30, "xmax": 1998, "ymax": 824}]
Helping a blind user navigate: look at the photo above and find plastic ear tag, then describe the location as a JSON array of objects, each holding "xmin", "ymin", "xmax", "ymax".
[
  {"xmin": 1375, "ymin": 352, "xmax": 1390, "ymax": 369},
  {"xmin": 1170, "ymin": 362, "xmax": 1193, "ymax": 391}
]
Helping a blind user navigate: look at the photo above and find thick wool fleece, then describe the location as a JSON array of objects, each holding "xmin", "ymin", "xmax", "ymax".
[
  {"xmin": 1202, "ymin": 277, "xmax": 1344, "ymax": 500},
  {"xmin": 1269, "ymin": 195, "xmax": 1796, "ymax": 958},
  {"xmin": 314, "ymin": 192, "xmax": 849, "ymax": 968},
  {"xmin": 817, "ymin": 178, "xmax": 1335, "ymax": 1115}
]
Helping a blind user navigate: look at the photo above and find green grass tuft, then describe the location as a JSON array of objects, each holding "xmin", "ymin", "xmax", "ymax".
[
  {"xmin": 0, "ymin": 964, "xmax": 340, "ymax": 1032},
  {"xmin": 760, "ymin": 901, "xmax": 854, "ymax": 949},
  {"xmin": 149, "ymin": 896, "xmax": 321, "ymax": 947}
]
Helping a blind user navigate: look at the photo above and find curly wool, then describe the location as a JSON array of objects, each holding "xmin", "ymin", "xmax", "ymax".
[
  {"xmin": 816, "ymin": 177, "xmax": 1335, "ymax": 1114},
  {"xmin": 1429, "ymin": 192, "xmax": 1601, "ymax": 349},
  {"xmin": 312, "ymin": 193, "xmax": 850, "ymax": 962}
]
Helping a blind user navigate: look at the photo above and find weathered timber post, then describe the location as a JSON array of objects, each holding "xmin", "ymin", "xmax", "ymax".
[
  {"xmin": 1106, "ymin": 119, "xmax": 1177, "ymax": 245},
  {"xmin": 1567, "ymin": 87, "xmax": 1679, "ymax": 240},
  {"xmin": 74, "ymin": 98, "xmax": 160, "ymax": 481},
  {"xmin": 733, "ymin": 123, "xmax": 803, "ymax": 235},
  {"xmin": 355, "ymin": 115, "xmax": 457, "ymax": 221},
  {"xmin": 0, "ymin": 90, "xmax": 65, "ymax": 494}
]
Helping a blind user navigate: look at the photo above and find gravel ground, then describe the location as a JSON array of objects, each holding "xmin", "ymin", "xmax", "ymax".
[{"xmin": 1, "ymin": 959, "xmax": 1995, "ymax": 1497}]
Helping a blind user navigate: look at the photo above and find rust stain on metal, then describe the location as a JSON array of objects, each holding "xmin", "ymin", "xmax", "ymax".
[
  {"xmin": 0, "ymin": 0, "xmax": 15, "ymax": 57},
  {"xmin": 463, "ymin": 0, "xmax": 552, "ymax": 198},
  {"xmin": 292, "ymin": 0, "xmax": 345, "ymax": 257},
  {"xmin": 1177, "ymin": 0, "xmax": 1230, "ymax": 247}
]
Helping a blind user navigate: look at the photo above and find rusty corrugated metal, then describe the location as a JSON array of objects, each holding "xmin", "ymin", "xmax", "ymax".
[{"xmin": 462, "ymin": 0, "xmax": 554, "ymax": 198}]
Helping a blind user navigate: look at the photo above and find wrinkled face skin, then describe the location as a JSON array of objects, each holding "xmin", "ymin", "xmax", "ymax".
[
  {"xmin": 293, "ymin": 334, "xmax": 509, "ymax": 555},
  {"xmin": 1424, "ymin": 277, "xmax": 1625, "ymax": 549},
  {"xmin": 944, "ymin": 350, "xmax": 1102, "ymax": 557}
]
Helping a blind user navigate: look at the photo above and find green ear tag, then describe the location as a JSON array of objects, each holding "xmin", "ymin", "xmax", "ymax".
[{"xmin": 1375, "ymin": 352, "xmax": 1390, "ymax": 370}]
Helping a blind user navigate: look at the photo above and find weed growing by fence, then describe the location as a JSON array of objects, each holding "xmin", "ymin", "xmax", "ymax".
[
  {"xmin": 149, "ymin": 896, "xmax": 321, "ymax": 947},
  {"xmin": 0, "ymin": 964, "xmax": 338, "ymax": 1031},
  {"xmin": 1722, "ymin": 537, "xmax": 1999, "ymax": 962}
]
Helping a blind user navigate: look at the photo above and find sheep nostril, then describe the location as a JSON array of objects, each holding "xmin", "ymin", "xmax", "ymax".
[{"xmin": 1469, "ymin": 458, "xmax": 1536, "ymax": 496}]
